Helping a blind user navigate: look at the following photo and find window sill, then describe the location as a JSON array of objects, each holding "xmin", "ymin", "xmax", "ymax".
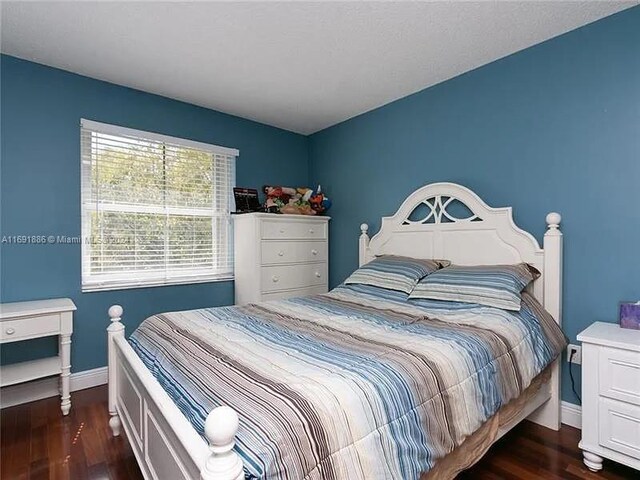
[{"xmin": 82, "ymin": 275, "xmax": 234, "ymax": 293}]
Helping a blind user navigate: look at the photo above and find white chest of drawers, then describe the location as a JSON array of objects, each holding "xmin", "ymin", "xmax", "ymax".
[
  {"xmin": 233, "ymin": 213, "xmax": 330, "ymax": 304},
  {"xmin": 578, "ymin": 322, "xmax": 640, "ymax": 473},
  {"xmin": 0, "ymin": 298, "xmax": 76, "ymax": 415}
]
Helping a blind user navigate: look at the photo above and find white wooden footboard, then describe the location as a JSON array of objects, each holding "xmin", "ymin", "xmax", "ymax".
[{"xmin": 107, "ymin": 305, "xmax": 244, "ymax": 480}]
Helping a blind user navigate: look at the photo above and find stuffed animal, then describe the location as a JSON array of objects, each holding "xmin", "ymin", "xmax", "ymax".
[
  {"xmin": 309, "ymin": 185, "xmax": 332, "ymax": 214},
  {"xmin": 263, "ymin": 186, "xmax": 291, "ymax": 212},
  {"xmin": 262, "ymin": 185, "xmax": 330, "ymax": 215}
]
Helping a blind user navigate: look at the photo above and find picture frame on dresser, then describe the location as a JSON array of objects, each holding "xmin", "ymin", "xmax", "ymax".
[{"xmin": 233, "ymin": 187, "xmax": 261, "ymax": 214}]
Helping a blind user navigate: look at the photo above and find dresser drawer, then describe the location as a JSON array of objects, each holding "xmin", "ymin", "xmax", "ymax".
[
  {"xmin": 0, "ymin": 314, "xmax": 61, "ymax": 342},
  {"xmin": 261, "ymin": 219, "xmax": 327, "ymax": 240},
  {"xmin": 261, "ymin": 241, "xmax": 327, "ymax": 265},
  {"xmin": 599, "ymin": 397, "xmax": 640, "ymax": 458},
  {"xmin": 599, "ymin": 347, "xmax": 640, "ymax": 406},
  {"xmin": 262, "ymin": 285, "xmax": 327, "ymax": 302},
  {"xmin": 261, "ymin": 263, "xmax": 327, "ymax": 292}
]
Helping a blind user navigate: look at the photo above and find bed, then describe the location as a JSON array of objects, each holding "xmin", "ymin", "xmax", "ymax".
[{"xmin": 106, "ymin": 182, "xmax": 565, "ymax": 480}]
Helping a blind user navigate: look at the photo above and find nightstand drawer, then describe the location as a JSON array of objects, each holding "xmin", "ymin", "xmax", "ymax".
[
  {"xmin": 599, "ymin": 397, "xmax": 640, "ymax": 458},
  {"xmin": 261, "ymin": 241, "xmax": 327, "ymax": 265},
  {"xmin": 0, "ymin": 314, "xmax": 61, "ymax": 342},
  {"xmin": 261, "ymin": 219, "xmax": 327, "ymax": 240},
  {"xmin": 599, "ymin": 347, "xmax": 640, "ymax": 406}
]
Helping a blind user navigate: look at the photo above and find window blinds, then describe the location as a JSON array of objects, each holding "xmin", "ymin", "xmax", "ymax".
[{"xmin": 80, "ymin": 119, "xmax": 237, "ymax": 291}]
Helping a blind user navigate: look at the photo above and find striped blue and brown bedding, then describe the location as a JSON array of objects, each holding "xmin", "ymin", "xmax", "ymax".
[{"xmin": 129, "ymin": 284, "xmax": 566, "ymax": 480}]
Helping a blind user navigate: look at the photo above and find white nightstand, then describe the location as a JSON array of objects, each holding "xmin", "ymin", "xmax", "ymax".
[
  {"xmin": 0, "ymin": 298, "xmax": 76, "ymax": 415},
  {"xmin": 578, "ymin": 321, "xmax": 640, "ymax": 473}
]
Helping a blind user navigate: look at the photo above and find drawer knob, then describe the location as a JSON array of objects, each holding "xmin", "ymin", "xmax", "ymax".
[
  {"xmin": 279, "ymin": 229, "xmax": 285, "ymax": 234},
  {"xmin": 272, "ymin": 275, "xmax": 279, "ymax": 283},
  {"xmin": 311, "ymin": 249, "xmax": 318, "ymax": 255},
  {"xmin": 5, "ymin": 328, "xmax": 15, "ymax": 336},
  {"xmin": 315, "ymin": 272, "xmax": 321, "ymax": 278},
  {"xmin": 278, "ymin": 251, "xmax": 284, "ymax": 257},
  {"xmin": 309, "ymin": 229, "xmax": 315, "ymax": 234}
]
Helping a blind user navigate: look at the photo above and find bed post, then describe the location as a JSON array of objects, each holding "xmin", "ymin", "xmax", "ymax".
[
  {"xmin": 107, "ymin": 304, "xmax": 124, "ymax": 437},
  {"xmin": 530, "ymin": 212, "xmax": 563, "ymax": 430},
  {"xmin": 200, "ymin": 406, "xmax": 244, "ymax": 480},
  {"xmin": 359, "ymin": 223, "xmax": 370, "ymax": 267}
]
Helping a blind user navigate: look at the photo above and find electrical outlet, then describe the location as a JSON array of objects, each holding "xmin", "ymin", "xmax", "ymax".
[{"xmin": 567, "ymin": 344, "xmax": 582, "ymax": 365}]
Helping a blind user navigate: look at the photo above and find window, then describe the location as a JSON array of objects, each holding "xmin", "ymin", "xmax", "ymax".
[{"xmin": 80, "ymin": 119, "xmax": 237, "ymax": 292}]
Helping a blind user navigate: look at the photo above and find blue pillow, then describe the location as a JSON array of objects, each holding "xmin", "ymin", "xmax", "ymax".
[
  {"xmin": 408, "ymin": 263, "xmax": 539, "ymax": 311},
  {"xmin": 344, "ymin": 255, "xmax": 448, "ymax": 294}
]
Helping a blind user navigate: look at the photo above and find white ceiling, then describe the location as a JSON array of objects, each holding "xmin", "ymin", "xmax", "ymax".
[{"xmin": 1, "ymin": 1, "xmax": 636, "ymax": 135}]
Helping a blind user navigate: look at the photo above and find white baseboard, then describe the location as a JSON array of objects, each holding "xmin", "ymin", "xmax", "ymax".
[
  {"xmin": 0, "ymin": 366, "xmax": 108, "ymax": 409},
  {"xmin": 561, "ymin": 400, "xmax": 582, "ymax": 429}
]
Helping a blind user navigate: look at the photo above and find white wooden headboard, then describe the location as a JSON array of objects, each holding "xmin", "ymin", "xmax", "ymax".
[
  {"xmin": 359, "ymin": 182, "xmax": 562, "ymax": 320},
  {"xmin": 358, "ymin": 182, "xmax": 563, "ymax": 429}
]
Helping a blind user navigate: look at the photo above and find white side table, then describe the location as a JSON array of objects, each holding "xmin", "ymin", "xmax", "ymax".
[
  {"xmin": 578, "ymin": 321, "xmax": 640, "ymax": 473},
  {"xmin": 0, "ymin": 298, "xmax": 76, "ymax": 415}
]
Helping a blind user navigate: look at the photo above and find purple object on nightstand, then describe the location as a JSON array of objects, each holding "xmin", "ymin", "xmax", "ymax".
[{"xmin": 619, "ymin": 302, "xmax": 640, "ymax": 330}]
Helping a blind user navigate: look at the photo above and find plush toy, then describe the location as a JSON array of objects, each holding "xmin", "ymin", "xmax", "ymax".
[
  {"xmin": 309, "ymin": 185, "xmax": 332, "ymax": 214},
  {"xmin": 263, "ymin": 186, "xmax": 292, "ymax": 212},
  {"xmin": 262, "ymin": 185, "xmax": 330, "ymax": 215}
]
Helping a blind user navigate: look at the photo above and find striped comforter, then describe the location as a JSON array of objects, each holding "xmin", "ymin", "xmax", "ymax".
[{"xmin": 130, "ymin": 284, "xmax": 566, "ymax": 480}]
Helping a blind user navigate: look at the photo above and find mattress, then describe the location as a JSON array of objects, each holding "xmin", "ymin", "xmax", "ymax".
[{"xmin": 129, "ymin": 284, "xmax": 566, "ymax": 480}]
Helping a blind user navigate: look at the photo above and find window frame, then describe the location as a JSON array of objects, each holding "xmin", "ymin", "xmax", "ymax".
[{"xmin": 80, "ymin": 119, "xmax": 238, "ymax": 292}]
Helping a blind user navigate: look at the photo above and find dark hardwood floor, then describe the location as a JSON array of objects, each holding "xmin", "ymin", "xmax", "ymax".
[{"xmin": 1, "ymin": 386, "xmax": 637, "ymax": 479}]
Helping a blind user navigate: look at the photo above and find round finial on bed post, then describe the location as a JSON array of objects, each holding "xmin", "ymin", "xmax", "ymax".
[
  {"xmin": 546, "ymin": 212, "xmax": 561, "ymax": 230},
  {"xmin": 108, "ymin": 305, "xmax": 123, "ymax": 323},
  {"xmin": 359, "ymin": 224, "xmax": 371, "ymax": 267},
  {"xmin": 201, "ymin": 406, "xmax": 244, "ymax": 480},
  {"xmin": 107, "ymin": 305, "xmax": 124, "ymax": 335}
]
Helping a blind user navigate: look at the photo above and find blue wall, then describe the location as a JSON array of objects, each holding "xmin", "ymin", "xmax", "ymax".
[
  {"xmin": 0, "ymin": 55, "xmax": 309, "ymax": 372},
  {"xmin": 309, "ymin": 7, "xmax": 640, "ymax": 404}
]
